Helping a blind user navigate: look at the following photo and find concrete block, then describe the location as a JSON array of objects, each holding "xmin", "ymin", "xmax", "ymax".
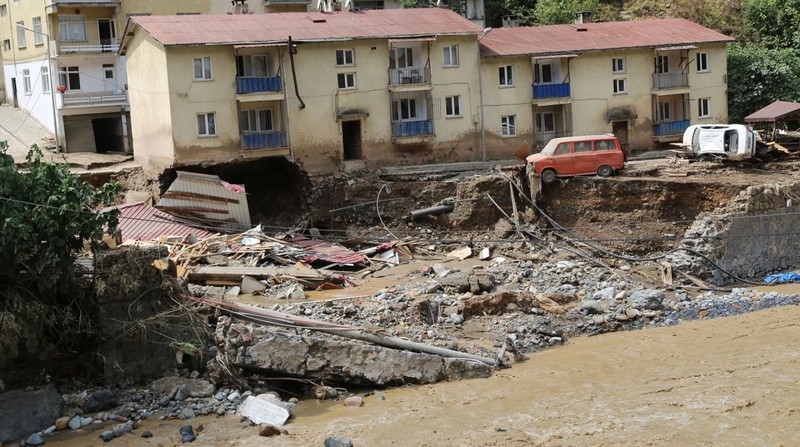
[{"xmin": 236, "ymin": 396, "xmax": 290, "ymax": 426}]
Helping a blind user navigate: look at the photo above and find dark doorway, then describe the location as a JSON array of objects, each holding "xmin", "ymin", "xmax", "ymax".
[
  {"xmin": 98, "ymin": 19, "xmax": 116, "ymax": 51},
  {"xmin": 92, "ymin": 117, "xmax": 124, "ymax": 152},
  {"xmin": 612, "ymin": 121, "xmax": 629, "ymax": 156},
  {"xmin": 11, "ymin": 78, "xmax": 18, "ymax": 108},
  {"xmin": 342, "ymin": 120, "xmax": 362, "ymax": 160}
]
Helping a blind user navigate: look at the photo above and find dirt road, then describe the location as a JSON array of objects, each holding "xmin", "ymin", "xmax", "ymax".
[{"xmin": 46, "ymin": 304, "xmax": 800, "ymax": 446}]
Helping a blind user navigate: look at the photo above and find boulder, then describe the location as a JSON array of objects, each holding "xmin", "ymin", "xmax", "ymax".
[
  {"xmin": 150, "ymin": 378, "xmax": 215, "ymax": 398},
  {"xmin": 324, "ymin": 436, "xmax": 354, "ymax": 447},
  {"xmin": 628, "ymin": 289, "xmax": 665, "ymax": 310},
  {"xmin": 82, "ymin": 389, "xmax": 117, "ymax": 413},
  {"xmin": 0, "ymin": 384, "xmax": 63, "ymax": 444}
]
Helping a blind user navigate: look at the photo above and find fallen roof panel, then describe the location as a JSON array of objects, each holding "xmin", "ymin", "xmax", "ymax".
[
  {"xmin": 283, "ymin": 234, "xmax": 367, "ymax": 265},
  {"xmin": 109, "ymin": 202, "xmax": 216, "ymax": 242}
]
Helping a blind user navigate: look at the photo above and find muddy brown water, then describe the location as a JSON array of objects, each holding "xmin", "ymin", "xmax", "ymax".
[{"xmin": 41, "ymin": 304, "xmax": 800, "ymax": 447}]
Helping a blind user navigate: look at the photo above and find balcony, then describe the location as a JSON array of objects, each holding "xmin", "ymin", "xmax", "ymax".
[
  {"xmin": 652, "ymin": 73, "xmax": 689, "ymax": 90},
  {"xmin": 532, "ymin": 83, "xmax": 570, "ymax": 100},
  {"xmin": 392, "ymin": 119, "xmax": 434, "ymax": 138},
  {"xmin": 265, "ymin": 0, "xmax": 311, "ymax": 3},
  {"xmin": 388, "ymin": 68, "xmax": 431, "ymax": 86},
  {"xmin": 653, "ymin": 119, "xmax": 690, "ymax": 137},
  {"xmin": 56, "ymin": 38, "xmax": 119, "ymax": 54},
  {"xmin": 534, "ymin": 130, "xmax": 573, "ymax": 147},
  {"xmin": 236, "ymin": 76, "xmax": 282, "ymax": 94},
  {"xmin": 241, "ymin": 131, "xmax": 287, "ymax": 150},
  {"xmin": 61, "ymin": 90, "xmax": 127, "ymax": 107}
]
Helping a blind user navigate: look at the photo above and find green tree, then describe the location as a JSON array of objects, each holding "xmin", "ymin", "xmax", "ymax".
[
  {"xmin": 533, "ymin": 0, "xmax": 599, "ymax": 24},
  {"xmin": 0, "ymin": 143, "xmax": 121, "ymax": 294},
  {"xmin": 726, "ymin": 43, "xmax": 800, "ymax": 123},
  {"xmin": 741, "ymin": 0, "xmax": 800, "ymax": 50}
]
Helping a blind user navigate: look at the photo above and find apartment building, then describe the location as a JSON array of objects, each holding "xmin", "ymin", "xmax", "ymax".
[
  {"xmin": 479, "ymin": 18, "xmax": 734, "ymax": 152},
  {"xmin": 119, "ymin": 8, "xmax": 483, "ymax": 174}
]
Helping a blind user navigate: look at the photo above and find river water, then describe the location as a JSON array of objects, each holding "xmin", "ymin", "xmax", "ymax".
[{"xmin": 44, "ymin": 303, "xmax": 800, "ymax": 446}]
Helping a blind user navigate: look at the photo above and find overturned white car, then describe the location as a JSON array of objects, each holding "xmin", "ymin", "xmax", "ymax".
[{"xmin": 682, "ymin": 124, "xmax": 757, "ymax": 161}]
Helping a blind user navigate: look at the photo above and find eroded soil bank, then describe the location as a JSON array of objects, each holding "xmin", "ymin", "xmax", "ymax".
[{"xmin": 41, "ymin": 303, "xmax": 800, "ymax": 447}]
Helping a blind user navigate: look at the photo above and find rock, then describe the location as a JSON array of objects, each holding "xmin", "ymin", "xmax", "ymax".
[
  {"xmin": 594, "ymin": 287, "xmax": 616, "ymax": 300},
  {"xmin": 494, "ymin": 219, "xmax": 514, "ymax": 238},
  {"xmin": 236, "ymin": 396, "xmax": 290, "ymax": 426},
  {"xmin": 438, "ymin": 272, "xmax": 471, "ymax": 293},
  {"xmin": 214, "ymin": 392, "xmax": 226, "ymax": 401},
  {"xmin": 141, "ymin": 431, "xmax": 153, "ymax": 438},
  {"xmin": 225, "ymin": 286, "xmax": 241, "ymax": 297},
  {"xmin": 150, "ymin": 378, "xmax": 215, "ymax": 398},
  {"xmin": 174, "ymin": 384, "xmax": 190, "ymax": 401},
  {"xmin": 0, "ymin": 385, "xmax": 63, "ymax": 444},
  {"xmin": 580, "ymin": 300, "xmax": 604, "ymax": 314},
  {"xmin": 447, "ymin": 247, "xmax": 472, "ymax": 260},
  {"xmin": 241, "ymin": 275, "xmax": 267, "ymax": 294},
  {"xmin": 82, "ymin": 390, "xmax": 117, "ymax": 413},
  {"xmin": 99, "ymin": 431, "xmax": 114, "ymax": 443},
  {"xmin": 592, "ymin": 315, "xmax": 605, "ymax": 325},
  {"xmin": 68, "ymin": 416, "xmax": 81, "ymax": 430},
  {"xmin": 159, "ymin": 396, "xmax": 171, "ymax": 407},
  {"xmin": 179, "ymin": 425, "xmax": 196, "ymax": 443},
  {"xmin": 450, "ymin": 313, "xmax": 465, "ymax": 325},
  {"xmin": 628, "ymin": 289, "xmax": 665, "ymax": 310},
  {"xmin": 479, "ymin": 247, "xmax": 491, "ymax": 260},
  {"xmin": 25, "ymin": 433, "xmax": 46, "ymax": 447},
  {"xmin": 112, "ymin": 421, "xmax": 133, "ymax": 438},
  {"xmin": 285, "ymin": 284, "xmax": 306, "ymax": 300},
  {"xmin": 179, "ymin": 407, "xmax": 196, "ymax": 420},
  {"xmin": 54, "ymin": 417, "xmax": 70, "ymax": 431},
  {"xmin": 324, "ymin": 435, "xmax": 355, "ymax": 447},
  {"xmin": 80, "ymin": 417, "xmax": 93, "ymax": 427},
  {"xmin": 227, "ymin": 391, "xmax": 241, "ymax": 402},
  {"xmin": 343, "ymin": 396, "xmax": 364, "ymax": 407},
  {"xmin": 258, "ymin": 424, "xmax": 285, "ymax": 437}
]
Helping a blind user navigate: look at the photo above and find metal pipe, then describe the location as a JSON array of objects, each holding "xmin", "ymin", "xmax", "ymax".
[
  {"xmin": 409, "ymin": 203, "xmax": 455, "ymax": 220},
  {"xmin": 288, "ymin": 36, "xmax": 305, "ymax": 109}
]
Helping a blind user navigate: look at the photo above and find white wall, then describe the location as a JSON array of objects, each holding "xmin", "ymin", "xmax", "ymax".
[{"xmin": 3, "ymin": 59, "xmax": 57, "ymax": 133}]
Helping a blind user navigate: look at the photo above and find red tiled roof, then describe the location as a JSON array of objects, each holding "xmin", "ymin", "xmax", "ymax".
[
  {"xmin": 480, "ymin": 18, "xmax": 734, "ymax": 57},
  {"xmin": 109, "ymin": 202, "xmax": 216, "ymax": 243},
  {"xmin": 126, "ymin": 8, "xmax": 482, "ymax": 48},
  {"xmin": 744, "ymin": 100, "xmax": 800, "ymax": 123}
]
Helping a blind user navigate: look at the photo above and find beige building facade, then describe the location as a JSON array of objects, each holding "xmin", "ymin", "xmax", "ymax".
[
  {"xmin": 121, "ymin": 9, "xmax": 484, "ymax": 174},
  {"xmin": 479, "ymin": 19, "xmax": 734, "ymax": 154}
]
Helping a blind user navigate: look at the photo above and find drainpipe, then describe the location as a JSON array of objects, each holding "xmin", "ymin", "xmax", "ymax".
[
  {"xmin": 477, "ymin": 27, "xmax": 492, "ymax": 162},
  {"xmin": 288, "ymin": 36, "xmax": 305, "ymax": 109}
]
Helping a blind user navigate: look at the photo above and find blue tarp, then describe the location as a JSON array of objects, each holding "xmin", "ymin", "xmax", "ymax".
[{"xmin": 764, "ymin": 272, "xmax": 800, "ymax": 284}]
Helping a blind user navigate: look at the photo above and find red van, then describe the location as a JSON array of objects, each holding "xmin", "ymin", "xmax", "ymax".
[{"xmin": 526, "ymin": 134, "xmax": 626, "ymax": 183}]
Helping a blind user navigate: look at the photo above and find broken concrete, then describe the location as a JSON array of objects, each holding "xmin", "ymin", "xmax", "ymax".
[
  {"xmin": 236, "ymin": 396, "xmax": 290, "ymax": 426},
  {"xmin": 244, "ymin": 332, "xmax": 492, "ymax": 385}
]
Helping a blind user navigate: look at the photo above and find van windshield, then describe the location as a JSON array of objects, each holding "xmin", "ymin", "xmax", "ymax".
[{"xmin": 542, "ymin": 142, "xmax": 570, "ymax": 156}]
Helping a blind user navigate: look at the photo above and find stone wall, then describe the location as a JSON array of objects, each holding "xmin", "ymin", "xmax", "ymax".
[{"xmin": 670, "ymin": 182, "xmax": 800, "ymax": 284}]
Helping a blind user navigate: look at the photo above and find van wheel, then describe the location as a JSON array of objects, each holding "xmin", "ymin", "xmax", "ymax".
[
  {"xmin": 541, "ymin": 169, "xmax": 557, "ymax": 184},
  {"xmin": 597, "ymin": 165, "xmax": 614, "ymax": 177}
]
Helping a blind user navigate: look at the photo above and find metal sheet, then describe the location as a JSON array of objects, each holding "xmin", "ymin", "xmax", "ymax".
[
  {"xmin": 109, "ymin": 202, "xmax": 215, "ymax": 243},
  {"xmin": 283, "ymin": 234, "xmax": 366, "ymax": 265},
  {"xmin": 157, "ymin": 171, "xmax": 251, "ymax": 231},
  {"xmin": 745, "ymin": 100, "xmax": 800, "ymax": 123}
]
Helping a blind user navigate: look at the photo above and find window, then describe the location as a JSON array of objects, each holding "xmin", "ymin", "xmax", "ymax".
[
  {"xmin": 103, "ymin": 63, "xmax": 114, "ymax": 79},
  {"xmin": 41, "ymin": 66, "xmax": 50, "ymax": 93},
  {"xmin": 337, "ymin": 72, "xmax": 356, "ymax": 89},
  {"xmin": 0, "ymin": 5, "xmax": 7, "ymax": 17},
  {"xmin": 612, "ymin": 57, "xmax": 625, "ymax": 73},
  {"xmin": 534, "ymin": 63, "xmax": 553, "ymax": 84},
  {"xmin": 240, "ymin": 109, "xmax": 273, "ymax": 132},
  {"xmin": 501, "ymin": 115, "xmax": 516, "ymax": 136},
  {"xmin": 698, "ymin": 98, "xmax": 710, "ymax": 118},
  {"xmin": 32, "ymin": 17, "xmax": 43, "ymax": 45},
  {"xmin": 193, "ymin": 57, "xmax": 212, "ymax": 80},
  {"xmin": 236, "ymin": 55, "xmax": 268, "ymax": 77},
  {"xmin": 536, "ymin": 112, "xmax": 555, "ymax": 133},
  {"xmin": 391, "ymin": 98, "xmax": 417, "ymax": 121},
  {"xmin": 655, "ymin": 55, "xmax": 669, "ymax": 74},
  {"xmin": 336, "ymin": 49, "xmax": 355, "ymax": 66},
  {"xmin": 696, "ymin": 52, "xmax": 709, "ymax": 72},
  {"xmin": 575, "ymin": 141, "xmax": 592, "ymax": 152},
  {"xmin": 555, "ymin": 143, "xmax": 571, "ymax": 155},
  {"xmin": 445, "ymin": 95, "xmax": 461, "ymax": 117},
  {"xmin": 443, "ymin": 45, "xmax": 458, "ymax": 67},
  {"xmin": 58, "ymin": 15, "xmax": 87, "ymax": 42},
  {"xmin": 390, "ymin": 47, "xmax": 414, "ymax": 69},
  {"xmin": 657, "ymin": 102, "xmax": 671, "ymax": 121},
  {"xmin": 16, "ymin": 21, "xmax": 25, "ymax": 48},
  {"xmin": 2, "ymin": 40, "xmax": 9, "ymax": 52},
  {"xmin": 59, "ymin": 66, "xmax": 80, "ymax": 90},
  {"xmin": 22, "ymin": 69, "xmax": 31, "ymax": 95},
  {"xmin": 499, "ymin": 65, "xmax": 513, "ymax": 86},
  {"xmin": 613, "ymin": 78, "xmax": 627, "ymax": 94},
  {"xmin": 197, "ymin": 112, "xmax": 216, "ymax": 136}
]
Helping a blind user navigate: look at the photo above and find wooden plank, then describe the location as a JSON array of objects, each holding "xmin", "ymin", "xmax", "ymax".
[
  {"xmin": 659, "ymin": 261, "xmax": 673, "ymax": 287},
  {"xmin": 188, "ymin": 265, "xmax": 326, "ymax": 282}
]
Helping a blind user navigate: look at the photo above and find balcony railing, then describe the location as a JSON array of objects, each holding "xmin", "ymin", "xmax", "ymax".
[
  {"xmin": 392, "ymin": 119, "xmax": 434, "ymax": 138},
  {"xmin": 51, "ymin": 0, "xmax": 121, "ymax": 4},
  {"xmin": 388, "ymin": 67, "xmax": 431, "ymax": 86},
  {"xmin": 532, "ymin": 83, "xmax": 571, "ymax": 100},
  {"xmin": 236, "ymin": 76, "xmax": 282, "ymax": 94},
  {"xmin": 653, "ymin": 119, "xmax": 690, "ymax": 136},
  {"xmin": 652, "ymin": 73, "xmax": 689, "ymax": 90},
  {"xmin": 534, "ymin": 130, "xmax": 572, "ymax": 146},
  {"xmin": 57, "ymin": 38, "xmax": 119, "ymax": 54},
  {"xmin": 241, "ymin": 131, "xmax": 287, "ymax": 150},
  {"xmin": 61, "ymin": 90, "xmax": 127, "ymax": 107}
]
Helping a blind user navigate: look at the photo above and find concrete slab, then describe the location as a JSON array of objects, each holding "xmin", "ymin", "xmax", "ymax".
[{"xmin": 0, "ymin": 104, "xmax": 54, "ymax": 163}]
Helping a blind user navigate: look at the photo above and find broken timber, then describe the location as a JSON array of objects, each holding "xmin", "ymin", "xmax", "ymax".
[{"xmin": 188, "ymin": 266, "xmax": 327, "ymax": 283}]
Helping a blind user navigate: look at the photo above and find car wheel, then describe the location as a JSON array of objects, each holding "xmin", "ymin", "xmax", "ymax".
[
  {"xmin": 541, "ymin": 169, "xmax": 557, "ymax": 184},
  {"xmin": 597, "ymin": 165, "xmax": 614, "ymax": 177}
]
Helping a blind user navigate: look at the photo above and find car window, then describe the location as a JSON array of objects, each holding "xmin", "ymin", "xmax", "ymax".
[
  {"xmin": 575, "ymin": 142, "xmax": 592, "ymax": 152},
  {"xmin": 555, "ymin": 143, "xmax": 571, "ymax": 155},
  {"xmin": 602, "ymin": 139, "xmax": 617, "ymax": 150}
]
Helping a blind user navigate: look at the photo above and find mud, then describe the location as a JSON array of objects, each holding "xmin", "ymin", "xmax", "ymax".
[{"xmin": 40, "ymin": 304, "xmax": 800, "ymax": 446}]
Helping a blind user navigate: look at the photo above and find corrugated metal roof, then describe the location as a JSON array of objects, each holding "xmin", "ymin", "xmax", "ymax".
[
  {"xmin": 157, "ymin": 171, "xmax": 251, "ymax": 231},
  {"xmin": 283, "ymin": 234, "xmax": 367, "ymax": 265},
  {"xmin": 480, "ymin": 19, "xmax": 734, "ymax": 57},
  {"xmin": 110, "ymin": 202, "xmax": 216, "ymax": 243},
  {"xmin": 125, "ymin": 8, "xmax": 481, "ymax": 49},
  {"xmin": 744, "ymin": 100, "xmax": 800, "ymax": 123}
]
